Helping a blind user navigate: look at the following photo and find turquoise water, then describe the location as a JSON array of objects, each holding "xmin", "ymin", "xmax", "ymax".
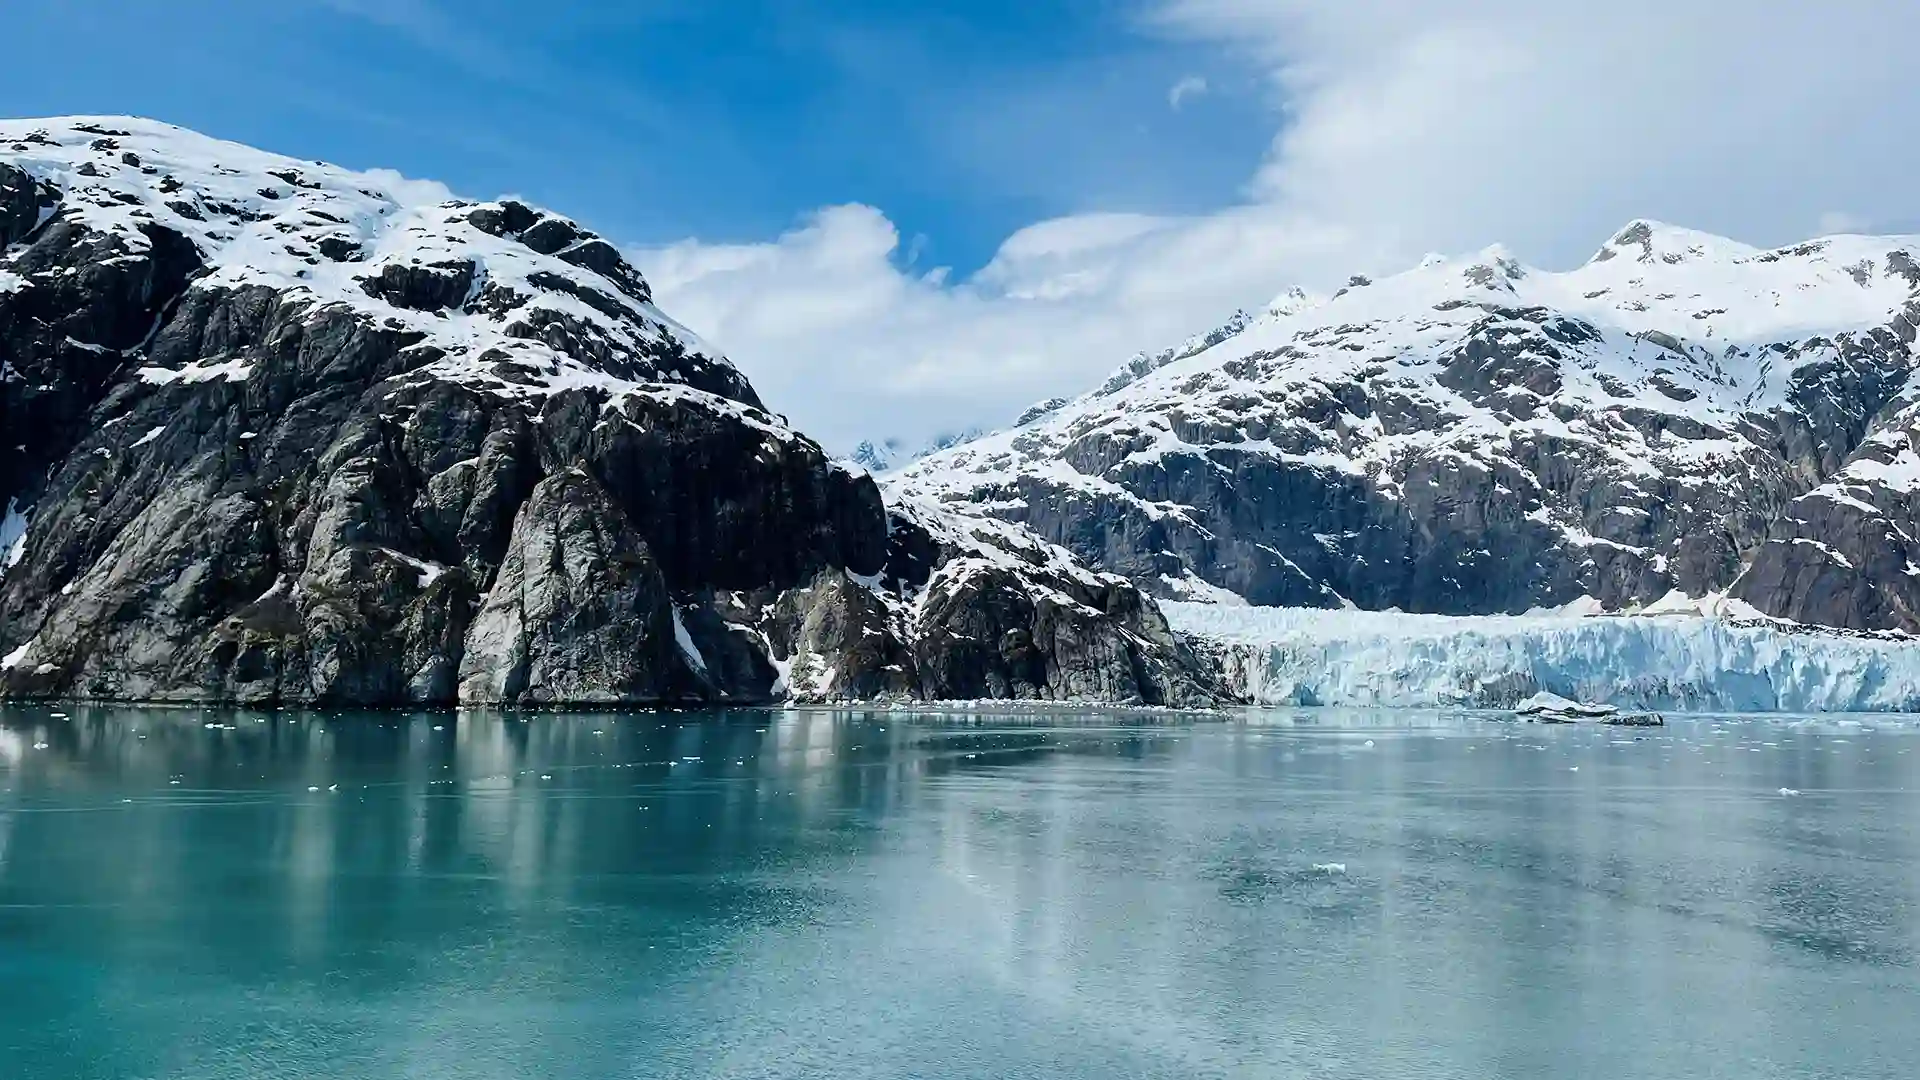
[{"xmin": 2, "ymin": 706, "xmax": 1918, "ymax": 1079}]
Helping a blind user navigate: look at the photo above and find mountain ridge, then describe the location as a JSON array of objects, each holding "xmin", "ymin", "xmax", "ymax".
[
  {"xmin": 892, "ymin": 218, "xmax": 1920, "ymax": 630},
  {"xmin": 0, "ymin": 116, "xmax": 1221, "ymax": 707}
]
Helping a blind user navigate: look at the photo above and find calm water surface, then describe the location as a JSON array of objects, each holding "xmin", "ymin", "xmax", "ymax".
[{"xmin": 1, "ymin": 705, "xmax": 1918, "ymax": 1079}]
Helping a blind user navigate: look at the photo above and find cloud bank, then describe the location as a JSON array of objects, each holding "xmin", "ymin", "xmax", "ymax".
[{"xmin": 635, "ymin": 0, "xmax": 1920, "ymax": 454}]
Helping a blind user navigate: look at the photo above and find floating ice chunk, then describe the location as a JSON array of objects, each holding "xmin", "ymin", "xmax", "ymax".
[{"xmin": 1516, "ymin": 692, "xmax": 1617, "ymax": 718}]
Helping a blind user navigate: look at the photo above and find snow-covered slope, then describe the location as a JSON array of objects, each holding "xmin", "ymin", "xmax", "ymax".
[
  {"xmin": 0, "ymin": 116, "xmax": 752, "ymax": 405},
  {"xmin": 1170, "ymin": 603, "xmax": 1920, "ymax": 712},
  {"xmin": 891, "ymin": 221, "xmax": 1920, "ymax": 629}
]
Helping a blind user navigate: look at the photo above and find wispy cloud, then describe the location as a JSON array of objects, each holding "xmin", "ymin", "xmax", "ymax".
[
  {"xmin": 309, "ymin": 0, "xmax": 512, "ymax": 73},
  {"xmin": 1167, "ymin": 74, "xmax": 1209, "ymax": 109},
  {"xmin": 306, "ymin": 0, "xmax": 677, "ymax": 136}
]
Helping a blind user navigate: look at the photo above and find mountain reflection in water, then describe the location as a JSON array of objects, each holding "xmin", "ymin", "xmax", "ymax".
[{"xmin": 2, "ymin": 706, "xmax": 1917, "ymax": 1079}]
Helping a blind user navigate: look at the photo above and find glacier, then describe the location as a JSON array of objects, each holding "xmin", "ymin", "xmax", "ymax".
[{"xmin": 1165, "ymin": 603, "xmax": 1920, "ymax": 712}]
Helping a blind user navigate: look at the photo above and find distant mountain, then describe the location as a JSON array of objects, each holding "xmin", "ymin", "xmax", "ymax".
[
  {"xmin": 892, "ymin": 220, "xmax": 1920, "ymax": 633},
  {"xmin": 844, "ymin": 428, "xmax": 987, "ymax": 475},
  {"xmin": 849, "ymin": 438, "xmax": 905, "ymax": 473},
  {"xmin": 0, "ymin": 117, "xmax": 1217, "ymax": 706}
]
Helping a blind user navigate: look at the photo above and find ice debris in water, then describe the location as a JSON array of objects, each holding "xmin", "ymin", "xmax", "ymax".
[{"xmin": 1779, "ymin": 787, "xmax": 1802, "ymax": 797}]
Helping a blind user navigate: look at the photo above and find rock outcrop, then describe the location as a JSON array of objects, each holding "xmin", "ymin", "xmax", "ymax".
[
  {"xmin": 0, "ymin": 117, "xmax": 1219, "ymax": 707},
  {"xmin": 737, "ymin": 498, "xmax": 1221, "ymax": 706}
]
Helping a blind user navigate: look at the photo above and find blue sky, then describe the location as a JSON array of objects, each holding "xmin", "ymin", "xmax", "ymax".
[
  {"xmin": 11, "ymin": 1, "xmax": 1920, "ymax": 453},
  {"xmin": 3, "ymin": 0, "xmax": 1268, "ymax": 277}
]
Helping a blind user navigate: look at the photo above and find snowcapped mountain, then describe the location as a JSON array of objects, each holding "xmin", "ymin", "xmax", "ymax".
[
  {"xmin": 891, "ymin": 220, "xmax": 1920, "ymax": 632},
  {"xmin": 0, "ymin": 118, "xmax": 1216, "ymax": 706},
  {"xmin": 848, "ymin": 438, "xmax": 905, "ymax": 473},
  {"xmin": 0, "ymin": 119, "xmax": 748, "ymax": 402},
  {"xmin": 843, "ymin": 428, "xmax": 988, "ymax": 476}
]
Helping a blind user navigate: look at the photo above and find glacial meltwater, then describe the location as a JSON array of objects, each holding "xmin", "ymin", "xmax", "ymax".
[{"xmin": 2, "ymin": 707, "xmax": 1918, "ymax": 1079}]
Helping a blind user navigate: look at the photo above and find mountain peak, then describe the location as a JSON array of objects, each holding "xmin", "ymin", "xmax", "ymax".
[
  {"xmin": 1588, "ymin": 218, "xmax": 1757, "ymax": 267},
  {"xmin": 1265, "ymin": 285, "xmax": 1323, "ymax": 318},
  {"xmin": 1, "ymin": 115, "xmax": 754, "ymax": 407}
]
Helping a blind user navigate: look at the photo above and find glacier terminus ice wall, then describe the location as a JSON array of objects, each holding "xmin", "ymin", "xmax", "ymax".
[{"xmin": 1164, "ymin": 603, "xmax": 1920, "ymax": 712}]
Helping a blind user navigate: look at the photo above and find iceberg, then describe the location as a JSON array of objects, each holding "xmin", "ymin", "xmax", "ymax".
[
  {"xmin": 1164, "ymin": 603, "xmax": 1920, "ymax": 712},
  {"xmin": 1514, "ymin": 691, "xmax": 1617, "ymax": 718}
]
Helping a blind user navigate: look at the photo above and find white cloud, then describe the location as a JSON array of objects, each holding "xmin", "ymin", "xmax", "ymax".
[
  {"xmin": 1167, "ymin": 74, "xmax": 1209, "ymax": 109},
  {"xmin": 639, "ymin": 203, "xmax": 1375, "ymax": 450},
  {"xmin": 1818, "ymin": 211, "xmax": 1872, "ymax": 236},
  {"xmin": 637, "ymin": 0, "xmax": 1920, "ymax": 454}
]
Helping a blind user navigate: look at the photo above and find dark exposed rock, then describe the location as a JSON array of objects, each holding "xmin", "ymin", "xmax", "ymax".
[
  {"xmin": 316, "ymin": 236, "xmax": 363, "ymax": 262},
  {"xmin": 465, "ymin": 200, "xmax": 539, "ymax": 238},
  {"xmin": 556, "ymin": 238, "xmax": 652, "ymax": 303},
  {"xmin": 756, "ymin": 567, "xmax": 918, "ymax": 700},
  {"xmin": 357, "ymin": 260, "xmax": 476, "ymax": 311},
  {"xmin": 1730, "ymin": 397, "xmax": 1920, "ymax": 631},
  {"xmin": 1, "ymin": 161, "xmax": 57, "ymax": 246},
  {"xmin": 1, "ymin": 200, "xmax": 205, "ymax": 518},
  {"xmin": 882, "ymin": 503, "xmax": 1224, "ymax": 706},
  {"xmin": 519, "ymin": 217, "xmax": 580, "ymax": 255},
  {"xmin": 457, "ymin": 470, "xmax": 690, "ymax": 705},
  {"xmin": 707, "ymin": 500, "xmax": 1228, "ymax": 706}
]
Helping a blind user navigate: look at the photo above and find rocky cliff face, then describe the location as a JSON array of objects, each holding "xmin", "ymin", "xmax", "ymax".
[
  {"xmin": 0, "ymin": 117, "xmax": 1218, "ymax": 706},
  {"xmin": 893, "ymin": 224, "xmax": 1920, "ymax": 632}
]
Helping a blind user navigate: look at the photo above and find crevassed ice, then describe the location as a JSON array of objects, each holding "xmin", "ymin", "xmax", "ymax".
[
  {"xmin": 0, "ymin": 498, "xmax": 29, "ymax": 572},
  {"xmin": 1167, "ymin": 603, "xmax": 1920, "ymax": 712}
]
